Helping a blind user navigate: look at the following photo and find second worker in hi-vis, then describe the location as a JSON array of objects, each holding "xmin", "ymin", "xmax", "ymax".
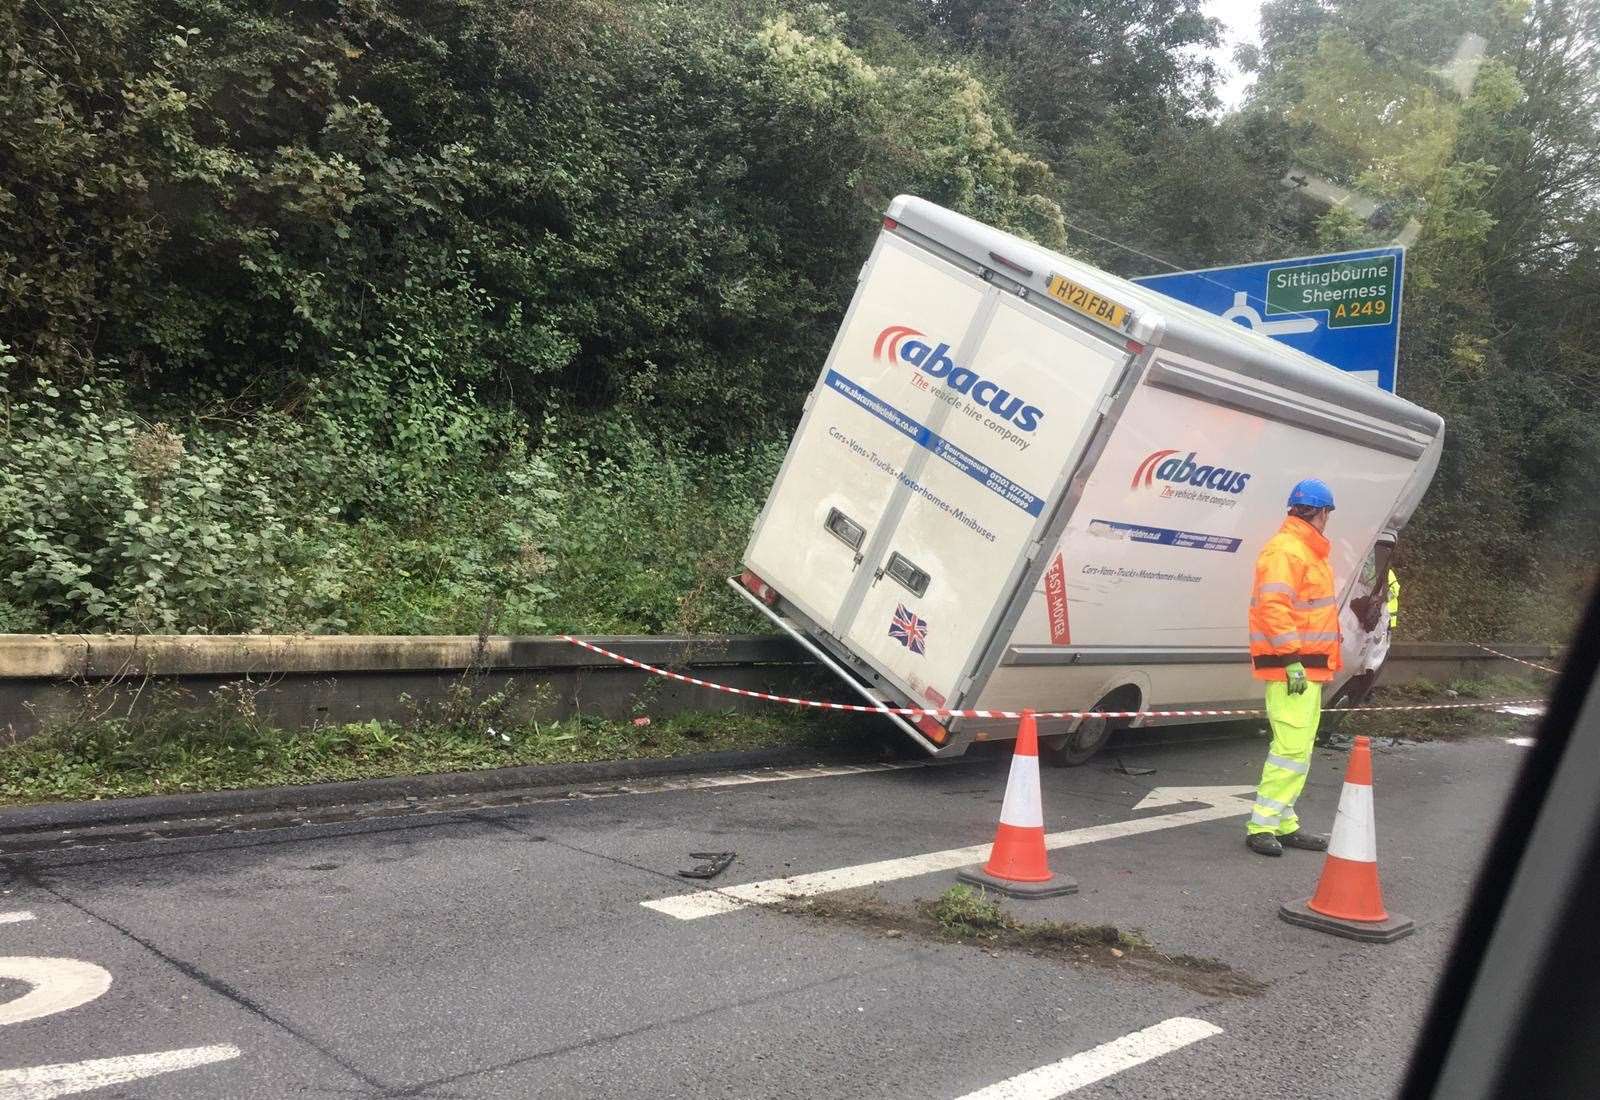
[{"xmin": 1245, "ymin": 478, "xmax": 1342, "ymax": 857}]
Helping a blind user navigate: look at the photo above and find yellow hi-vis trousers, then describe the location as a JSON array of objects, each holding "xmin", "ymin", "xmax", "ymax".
[{"xmin": 1247, "ymin": 681, "xmax": 1321, "ymax": 835}]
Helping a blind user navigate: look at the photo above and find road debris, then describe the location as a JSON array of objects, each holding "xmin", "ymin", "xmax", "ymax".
[
  {"xmin": 678, "ymin": 851, "xmax": 736, "ymax": 879},
  {"xmin": 777, "ymin": 887, "xmax": 1265, "ymax": 998}
]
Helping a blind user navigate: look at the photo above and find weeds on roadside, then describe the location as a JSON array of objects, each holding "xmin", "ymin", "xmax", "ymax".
[
  {"xmin": 0, "ymin": 689, "xmax": 860, "ymax": 804},
  {"xmin": 923, "ymin": 886, "xmax": 1149, "ymax": 951},
  {"xmin": 1338, "ymin": 675, "xmax": 1548, "ymax": 743},
  {"xmin": 396, "ymin": 599, "xmax": 536, "ymax": 745},
  {"xmin": 929, "ymin": 885, "xmax": 1010, "ymax": 938}
]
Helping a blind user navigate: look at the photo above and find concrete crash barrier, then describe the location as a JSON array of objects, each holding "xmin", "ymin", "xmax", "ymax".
[
  {"xmin": 1378, "ymin": 641, "xmax": 1564, "ymax": 681},
  {"xmin": 0, "ymin": 634, "xmax": 835, "ymax": 740},
  {"xmin": 0, "ymin": 635, "xmax": 1562, "ymax": 740}
]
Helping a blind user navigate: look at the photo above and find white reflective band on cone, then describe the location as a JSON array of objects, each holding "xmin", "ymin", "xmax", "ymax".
[
  {"xmin": 997, "ymin": 754, "xmax": 1044, "ymax": 829},
  {"xmin": 1327, "ymin": 783, "xmax": 1377, "ymax": 863}
]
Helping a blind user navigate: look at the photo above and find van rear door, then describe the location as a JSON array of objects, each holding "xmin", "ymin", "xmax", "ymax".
[
  {"xmin": 746, "ymin": 228, "xmax": 1131, "ymax": 709},
  {"xmin": 836, "ymin": 293, "xmax": 1128, "ymax": 709},
  {"xmin": 744, "ymin": 232, "xmax": 990, "ymax": 635}
]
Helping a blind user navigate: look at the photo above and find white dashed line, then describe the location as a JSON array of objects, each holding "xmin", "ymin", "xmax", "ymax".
[
  {"xmin": 642, "ymin": 786, "xmax": 1253, "ymax": 919},
  {"xmin": 0, "ymin": 912, "xmax": 35, "ymax": 925},
  {"xmin": 953, "ymin": 1017, "xmax": 1223, "ymax": 1099},
  {"xmin": 0, "ymin": 1044, "xmax": 241, "ymax": 1099}
]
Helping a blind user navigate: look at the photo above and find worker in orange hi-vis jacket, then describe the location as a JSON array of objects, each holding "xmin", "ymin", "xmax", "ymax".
[{"xmin": 1245, "ymin": 478, "xmax": 1342, "ymax": 858}]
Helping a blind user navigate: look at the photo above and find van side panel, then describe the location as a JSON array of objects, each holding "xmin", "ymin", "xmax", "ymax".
[
  {"xmin": 1013, "ymin": 354, "xmax": 1425, "ymax": 654},
  {"xmin": 968, "ymin": 347, "xmax": 1431, "ymax": 726}
]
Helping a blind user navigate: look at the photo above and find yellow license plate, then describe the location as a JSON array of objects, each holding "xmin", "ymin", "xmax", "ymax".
[{"xmin": 1046, "ymin": 274, "xmax": 1130, "ymax": 330}]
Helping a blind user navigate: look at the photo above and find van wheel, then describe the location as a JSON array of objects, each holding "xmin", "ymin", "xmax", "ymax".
[
  {"xmin": 1042, "ymin": 715, "xmax": 1112, "ymax": 767},
  {"xmin": 1041, "ymin": 690, "xmax": 1135, "ymax": 767}
]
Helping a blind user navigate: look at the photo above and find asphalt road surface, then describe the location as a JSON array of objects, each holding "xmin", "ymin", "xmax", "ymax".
[{"xmin": 0, "ymin": 725, "xmax": 1532, "ymax": 1099}]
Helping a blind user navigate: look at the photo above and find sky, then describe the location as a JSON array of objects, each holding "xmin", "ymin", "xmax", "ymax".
[{"xmin": 1206, "ymin": 0, "xmax": 1267, "ymax": 111}]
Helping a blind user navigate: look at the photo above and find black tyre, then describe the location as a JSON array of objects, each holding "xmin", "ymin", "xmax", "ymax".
[{"xmin": 1041, "ymin": 693, "xmax": 1130, "ymax": 767}]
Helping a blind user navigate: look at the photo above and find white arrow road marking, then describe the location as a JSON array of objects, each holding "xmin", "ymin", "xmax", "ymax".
[
  {"xmin": 952, "ymin": 1017, "xmax": 1223, "ymax": 1099},
  {"xmin": 642, "ymin": 786, "xmax": 1255, "ymax": 919},
  {"xmin": 0, "ymin": 913, "xmax": 35, "ymax": 926},
  {"xmin": 0, "ymin": 1044, "xmax": 241, "ymax": 1099},
  {"xmin": 1130, "ymin": 785, "xmax": 1256, "ymax": 811},
  {"xmin": 0, "ymin": 959, "xmax": 112, "ymax": 1027}
]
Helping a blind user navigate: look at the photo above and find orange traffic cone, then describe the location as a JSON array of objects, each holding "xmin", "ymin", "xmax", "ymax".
[
  {"xmin": 1279, "ymin": 735, "xmax": 1415, "ymax": 942},
  {"xmin": 958, "ymin": 710, "xmax": 1077, "ymax": 898}
]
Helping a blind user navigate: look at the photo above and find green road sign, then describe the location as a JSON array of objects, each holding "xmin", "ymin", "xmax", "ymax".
[{"xmin": 1266, "ymin": 256, "xmax": 1397, "ymax": 329}]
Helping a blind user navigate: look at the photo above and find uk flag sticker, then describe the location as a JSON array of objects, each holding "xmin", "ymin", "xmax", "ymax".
[{"xmin": 889, "ymin": 604, "xmax": 928, "ymax": 655}]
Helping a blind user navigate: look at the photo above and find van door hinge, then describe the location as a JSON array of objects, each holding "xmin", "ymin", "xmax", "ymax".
[
  {"xmin": 958, "ymin": 676, "xmax": 974, "ymax": 696},
  {"xmin": 1025, "ymin": 541, "xmax": 1042, "ymax": 562}
]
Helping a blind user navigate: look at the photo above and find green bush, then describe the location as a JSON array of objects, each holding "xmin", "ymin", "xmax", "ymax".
[
  {"xmin": 0, "ymin": 0, "xmax": 1593, "ymax": 643},
  {"xmin": 0, "ymin": 379, "xmax": 311, "ymax": 631},
  {"xmin": 0, "ymin": 374, "xmax": 559, "ymax": 634},
  {"xmin": 543, "ymin": 422, "xmax": 785, "ymax": 634},
  {"xmin": 313, "ymin": 440, "xmax": 559, "ymax": 635}
]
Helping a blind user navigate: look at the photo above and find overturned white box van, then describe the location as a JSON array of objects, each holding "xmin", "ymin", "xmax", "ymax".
[{"xmin": 732, "ymin": 196, "xmax": 1442, "ymax": 763}]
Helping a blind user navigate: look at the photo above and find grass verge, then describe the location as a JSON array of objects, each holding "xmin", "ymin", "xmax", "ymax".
[
  {"xmin": 0, "ymin": 688, "xmax": 862, "ymax": 806},
  {"xmin": 779, "ymin": 885, "xmax": 1265, "ymax": 998},
  {"xmin": 1338, "ymin": 674, "xmax": 1548, "ymax": 743}
]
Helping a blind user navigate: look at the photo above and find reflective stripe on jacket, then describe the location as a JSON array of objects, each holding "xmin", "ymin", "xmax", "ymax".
[
  {"xmin": 1387, "ymin": 568, "xmax": 1400, "ymax": 628},
  {"xmin": 1248, "ymin": 516, "xmax": 1342, "ymax": 683}
]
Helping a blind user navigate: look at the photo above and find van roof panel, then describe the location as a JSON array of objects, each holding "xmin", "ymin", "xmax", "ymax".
[{"xmin": 887, "ymin": 195, "xmax": 1443, "ymax": 439}]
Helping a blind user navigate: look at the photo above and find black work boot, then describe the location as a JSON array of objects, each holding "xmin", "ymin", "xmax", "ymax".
[
  {"xmin": 1280, "ymin": 829, "xmax": 1329, "ymax": 851},
  {"xmin": 1246, "ymin": 833, "xmax": 1283, "ymax": 857}
]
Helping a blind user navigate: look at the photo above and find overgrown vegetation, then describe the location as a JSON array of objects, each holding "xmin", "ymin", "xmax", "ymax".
[
  {"xmin": 0, "ymin": 688, "xmax": 857, "ymax": 804},
  {"xmin": 1, "ymin": 0, "xmax": 1595, "ymax": 639}
]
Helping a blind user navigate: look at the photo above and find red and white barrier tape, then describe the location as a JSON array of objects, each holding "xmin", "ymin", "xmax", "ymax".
[
  {"xmin": 560, "ymin": 637, "xmax": 1544, "ymax": 721},
  {"xmin": 1470, "ymin": 642, "xmax": 1560, "ymax": 675}
]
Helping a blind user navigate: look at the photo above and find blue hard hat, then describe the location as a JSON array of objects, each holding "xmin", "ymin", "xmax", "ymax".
[{"xmin": 1287, "ymin": 478, "xmax": 1335, "ymax": 510}]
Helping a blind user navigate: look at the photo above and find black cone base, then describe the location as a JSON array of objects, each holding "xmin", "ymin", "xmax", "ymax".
[{"xmin": 1279, "ymin": 897, "xmax": 1415, "ymax": 942}]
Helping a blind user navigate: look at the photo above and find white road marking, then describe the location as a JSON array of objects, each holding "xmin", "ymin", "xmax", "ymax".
[
  {"xmin": 953, "ymin": 1017, "xmax": 1223, "ymax": 1099},
  {"xmin": 1504, "ymin": 737, "xmax": 1536, "ymax": 747},
  {"xmin": 0, "ymin": 958, "xmax": 113, "ymax": 1026},
  {"xmin": 1498, "ymin": 705, "xmax": 1544, "ymax": 717},
  {"xmin": 642, "ymin": 786, "xmax": 1254, "ymax": 919},
  {"xmin": 0, "ymin": 1044, "xmax": 241, "ymax": 1099},
  {"xmin": 0, "ymin": 913, "xmax": 35, "ymax": 926}
]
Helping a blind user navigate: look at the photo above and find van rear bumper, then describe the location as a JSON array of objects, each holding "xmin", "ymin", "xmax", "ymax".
[{"xmin": 725, "ymin": 578, "xmax": 952, "ymax": 756}]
